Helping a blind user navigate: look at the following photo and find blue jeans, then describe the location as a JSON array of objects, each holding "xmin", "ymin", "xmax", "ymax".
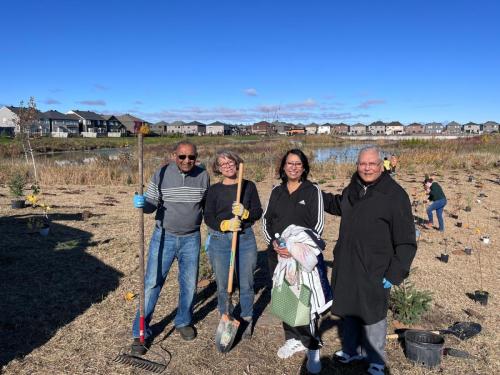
[
  {"xmin": 132, "ymin": 227, "xmax": 201, "ymax": 338},
  {"xmin": 427, "ymin": 198, "xmax": 447, "ymax": 231},
  {"xmin": 207, "ymin": 227, "xmax": 257, "ymax": 319}
]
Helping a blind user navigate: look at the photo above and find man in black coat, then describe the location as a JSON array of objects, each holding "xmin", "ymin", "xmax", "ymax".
[{"xmin": 323, "ymin": 146, "xmax": 417, "ymax": 375}]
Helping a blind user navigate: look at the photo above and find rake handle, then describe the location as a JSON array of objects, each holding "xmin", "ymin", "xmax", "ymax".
[
  {"xmin": 227, "ymin": 163, "xmax": 244, "ymax": 295},
  {"xmin": 138, "ymin": 133, "xmax": 145, "ymax": 344}
]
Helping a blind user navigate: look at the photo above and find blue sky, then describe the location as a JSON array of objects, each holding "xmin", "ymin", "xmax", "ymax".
[{"xmin": 1, "ymin": 0, "xmax": 499, "ymax": 124}]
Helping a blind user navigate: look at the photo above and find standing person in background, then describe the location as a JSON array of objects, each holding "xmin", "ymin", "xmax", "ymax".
[
  {"xmin": 322, "ymin": 146, "xmax": 417, "ymax": 375},
  {"xmin": 389, "ymin": 154, "xmax": 398, "ymax": 176},
  {"xmin": 262, "ymin": 149, "xmax": 331, "ymax": 374},
  {"xmin": 131, "ymin": 141, "xmax": 210, "ymax": 354},
  {"xmin": 204, "ymin": 150, "xmax": 262, "ymax": 339},
  {"xmin": 424, "ymin": 177, "xmax": 447, "ymax": 232}
]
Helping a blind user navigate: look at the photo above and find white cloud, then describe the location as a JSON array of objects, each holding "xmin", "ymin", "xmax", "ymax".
[
  {"xmin": 76, "ymin": 100, "xmax": 106, "ymax": 106},
  {"xmin": 244, "ymin": 88, "xmax": 258, "ymax": 96}
]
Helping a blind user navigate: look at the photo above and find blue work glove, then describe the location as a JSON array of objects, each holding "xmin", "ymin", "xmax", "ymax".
[
  {"xmin": 382, "ymin": 278, "xmax": 393, "ymax": 289},
  {"xmin": 133, "ymin": 194, "xmax": 145, "ymax": 208}
]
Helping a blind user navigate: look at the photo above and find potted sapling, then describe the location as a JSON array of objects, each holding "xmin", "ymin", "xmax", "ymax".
[
  {"xmin": 464, "ymin": 195, "xmax": 472, "ymax": 212},
  {"xmin": 473, "ymin": 228, "xmax": 489, "ymax": 305},
  {"xmin": 440, "ymin": 237, "xmax": 449, "ymax": 263},
  {"xmin": 8, "ymin": 173, "xmax": 27, "ymax": 209}
]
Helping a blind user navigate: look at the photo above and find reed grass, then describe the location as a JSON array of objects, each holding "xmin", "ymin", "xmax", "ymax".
[{"xmin": 0, "ymin": 135, "xmax": 498, "ymax": 187}]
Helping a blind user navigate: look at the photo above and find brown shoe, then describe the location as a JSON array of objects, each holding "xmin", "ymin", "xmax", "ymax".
[{"xmin": 424, "ymin": 223, "xmax": 433, "ymax": 229}]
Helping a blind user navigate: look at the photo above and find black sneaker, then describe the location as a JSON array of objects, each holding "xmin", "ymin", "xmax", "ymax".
[
  {"xmin": 130, "ymin": 338, "xmax": 150, "ymax": 356},
  {"xmin": 176, "ymin": 325, "xmax": 196, "ymax": 341}
]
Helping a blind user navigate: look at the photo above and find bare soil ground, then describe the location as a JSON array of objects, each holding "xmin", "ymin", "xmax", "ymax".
[{"xmin": 0, "ymin": 169, "xmax": 498, "ymax": 375}]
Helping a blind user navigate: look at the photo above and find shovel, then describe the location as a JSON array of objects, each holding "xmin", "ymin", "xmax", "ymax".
[
  {"xmin": 215, "ymin": 163, "xmax": 244, "ymax": 353},
  {"xmin": 387, "ymin": 322, "xmax": 481, "ymax": 341}
]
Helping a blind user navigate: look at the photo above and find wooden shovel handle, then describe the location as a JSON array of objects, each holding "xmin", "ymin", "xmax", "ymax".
[
  {"xmin": 387, "ymin": 330, "xmax": 440, "ymax": 340},
  {"xmin": 227, "ymin": 163, "xmax": 244, "ymax": 294}
]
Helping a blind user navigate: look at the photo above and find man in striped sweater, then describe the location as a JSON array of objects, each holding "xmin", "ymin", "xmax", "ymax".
[{"xmin": 131, "ymin": 140, "xmax": 210, "ymax": 354}]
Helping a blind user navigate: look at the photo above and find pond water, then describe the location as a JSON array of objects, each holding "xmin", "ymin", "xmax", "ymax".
[
  {"xmin": 314, "ymin": 145, "xmax": 393, "ymax": 163},
  {"xmin": 37, "ymin": 148, "xmax": 131, "ymax": 165},
  {"xmin": 34, "ymin": 144, "xmax": 394, "ymax": 165}
]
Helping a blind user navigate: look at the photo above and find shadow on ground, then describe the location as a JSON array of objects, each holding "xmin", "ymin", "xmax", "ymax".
[
  {"xmin": 152, "ymin": 248, "xmax": 272, "ymax": 344},
  {"xmin": 0, "ymin": 213, "xmax": 123, "ymax": 368}
]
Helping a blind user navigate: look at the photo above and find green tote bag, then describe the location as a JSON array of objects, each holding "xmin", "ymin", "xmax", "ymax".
[{"xmin": 271, "ymin": 279, "xmax": 312, "ymax": 327}]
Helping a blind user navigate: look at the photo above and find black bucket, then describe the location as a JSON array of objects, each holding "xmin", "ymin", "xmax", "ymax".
[
  {"xmin": 440, "ymin": 254, "xmax": 449, "ymax": 263},
  {"xmin": 404, "ymin": 330, "xmax": 444, "ymax": 368}
]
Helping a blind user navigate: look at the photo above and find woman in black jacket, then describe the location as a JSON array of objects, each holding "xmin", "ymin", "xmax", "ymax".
[
  {"xmin": 262, "ymin": 149, "xmax": 327, "ymax": 374},
  {"xmin": 204, "ymin": 150, "xmax": 262, "ymax": 339}
]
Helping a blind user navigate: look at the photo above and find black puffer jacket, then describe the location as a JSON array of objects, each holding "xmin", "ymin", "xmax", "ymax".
[{"xmin": 323, "ymin": 172, "xmax": 417, "ymax": 324}]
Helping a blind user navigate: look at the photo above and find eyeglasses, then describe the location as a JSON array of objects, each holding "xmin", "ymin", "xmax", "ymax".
[
  {"xmin": 357, "ymin": 162, "xmax": 381, "ymax": 168},
  {"xmin": 286, "ymin": 162, "xmax": 303, "ymax": 167},
  {"xmin": 219, "ymin": 161, "xmax": 236, "ymax": 169},
  {"xmin": 177, "ymin": 154, "xmax": 196, "ymax": 161}
]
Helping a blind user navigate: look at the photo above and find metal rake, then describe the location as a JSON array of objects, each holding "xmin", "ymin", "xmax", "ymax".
[{"xmin": 114, "ymin": 345, "xmax": 170, "ymax": 374}]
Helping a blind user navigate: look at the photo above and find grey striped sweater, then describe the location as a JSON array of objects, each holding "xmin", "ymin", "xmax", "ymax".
[{"xmin": 144, "ymin": 164, "xmax": 210, "ymax": 235}]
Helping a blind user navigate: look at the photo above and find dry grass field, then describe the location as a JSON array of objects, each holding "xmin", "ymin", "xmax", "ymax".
[{"xmin": 1, "ymin": 164, "xmax": 499, "ymax": 375}]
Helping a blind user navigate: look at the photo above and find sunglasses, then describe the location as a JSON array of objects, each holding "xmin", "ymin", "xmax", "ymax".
[{"xmin": 177, "ymin": 154, "xmax": 196, "ymax": 161}]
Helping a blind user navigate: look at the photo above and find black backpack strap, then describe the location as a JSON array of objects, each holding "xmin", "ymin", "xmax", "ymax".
[{"xmin": 157, "ymin": 163, "xmax": 169, "ymax": 209}]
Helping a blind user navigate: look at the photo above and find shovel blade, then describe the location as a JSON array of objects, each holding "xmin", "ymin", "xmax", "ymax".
[
  {"xmin": 215, "ymin": 314, "xmax": 240, "ymax": 353},
  {"xmin": 445, "ymin": 322, "xmax": 482, "ymax": 340}
]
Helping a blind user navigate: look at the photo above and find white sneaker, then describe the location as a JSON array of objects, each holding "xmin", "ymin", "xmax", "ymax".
[
  {"xmin": 333, "ymin": 350, "xmax": 365, "ymax": 364},
  {"xmin": 277, "ymin": 339, "xmax": 306, "ymax": 359},
  {"xmin": 367, "ymin": 363, "xmax": 385, "ymax": 375},
  {"xmin": 306, "ymin": 349, "xmax": 321, "ymax": 374}
]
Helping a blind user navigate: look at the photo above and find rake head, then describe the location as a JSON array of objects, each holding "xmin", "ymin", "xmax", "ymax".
[{"xmin": 114, "ymin": 346, "xmax": 168, "ymax": 374}]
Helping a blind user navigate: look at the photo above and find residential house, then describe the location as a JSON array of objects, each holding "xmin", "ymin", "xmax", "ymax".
[
  {"xmin": 102, "ymin": 115, "xmax": 127, "ymax": 135},
  {"xmin": 331, "ymin": 123, "xmax": 349, "ymax": 135},
  {"xmin": 0, "ymin": 105, "xmax": 45, "ymax": 136},
  {"xmin": 368, "ymin": 121, "xmax": 386, "ymax": 135},
  {"xmin": 405, "ymin": 123, "xmax": 424, "ymax": 134},
  {"xmin": 150, "ymin": 121, "xmax": 169, "ymax": 136},
  {"xmin": 304, "ymin": 124, "xmax": 318, "ymax": 135},
  {"xmin": 317, "ymin": 123, "xmax": 332, "ymax": 135},
  {"xmin": 424, "ymin": 122, "xmax": 444, "ymax": 134},
  {"xmin": 68, "ymin": 110, "xmax": 107, "ymax": 134},
  {"xmin": 0, "ymin": 106, "xmax": 18, "ymax": 136},
  {"xmin": 482, "ymin": 121, "xmax": 499, "ymax": 133},
  {"xmin": 165, "ymin": 121, "xmax": 186, "ymax": 134},
  {"xmin": 444, "ymin": 121, "xmax": 462, "ymax": 135},
  {"xmin": 206, "ymin": 121, "xmax": 232, "ymax": 135},
  {"xmin": 250, "ymin": 121, "xmax": 276, "ymax": 135},
  {"xmin": 39, "ymin": 110, "xmax": 79, "ymax": 136},
  {"xmin": 286, "ymin": 125, "xmax": 306, "ymax": 135},
  {"xmin": 186, "ymin": 121, "xmax": 206, "ymax": 135},
  {"xmin": 463, "ymin": 122, "xmax": 481, "ymax": 134},
  {"xmin": 116, "ymin": 114, "xmax": 148, "ymax": 135},
  {"xmin": 385, "ymin": 121, "xmax": 404, "ymax": 135},
  {"xmin": 274, "ymin": 121, "xmax": 293, "ymax": 135},
  {"xmin": 349, "ymin": 123, "xmax": 367, "ymax": 135}
]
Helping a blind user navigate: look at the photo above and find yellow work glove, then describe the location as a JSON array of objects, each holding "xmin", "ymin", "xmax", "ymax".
[
  {"xmin": 220, "ymin": 217, "xmax": 242, "ymax": 232},
  {"xmin": 231, "ymin": 202, "xmax": 250, "ymax": 219}
]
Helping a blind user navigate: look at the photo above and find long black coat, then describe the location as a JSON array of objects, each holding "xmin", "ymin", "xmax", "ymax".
[{"xmin": 323, "ymin": 172, "xmax": 417, "ymax": 324}]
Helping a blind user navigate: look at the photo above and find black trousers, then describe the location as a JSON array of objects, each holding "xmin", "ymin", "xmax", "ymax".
[{"xmin": 267, "ymin": 248, "xmax": 321, "ymax": 350}]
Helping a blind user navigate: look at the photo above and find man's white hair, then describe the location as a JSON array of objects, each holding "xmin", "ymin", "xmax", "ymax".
[{"xmin": 357, "ymin": 146, "xmax": 383, "ymax": 164}]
